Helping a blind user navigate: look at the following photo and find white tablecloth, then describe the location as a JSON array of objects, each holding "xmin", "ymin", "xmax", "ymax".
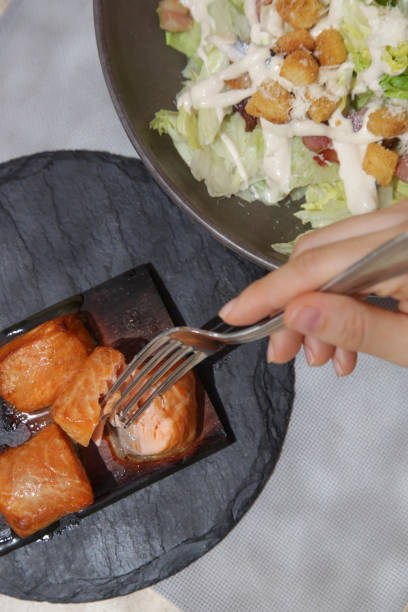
[{"xmin": 0, "ymin": 2, "xmax": 407, "ymax": 611}]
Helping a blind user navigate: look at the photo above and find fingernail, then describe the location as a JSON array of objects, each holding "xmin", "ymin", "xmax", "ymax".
[
  {"xmin": 267, "ymin": 338, "xmax": 275, "ymax": 363},
  {"xmin": 332, "ymin": 356, "xmax": 345, "ymax": 377},
  {"xmin": 286, "ymin": 306, "xmax": 321, "ymax": 334},
  {"xmin": 219, "ymin": 298, "xmax": 237, "ymax": 319},
  {"xmin": 304, "ymin": 345, "xmax": 315, "ymax": 366}
]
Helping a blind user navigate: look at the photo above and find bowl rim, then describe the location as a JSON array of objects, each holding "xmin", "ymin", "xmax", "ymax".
[{"xmin": 93, "ymin": 0, "xmax": 282, "ymax": 271}]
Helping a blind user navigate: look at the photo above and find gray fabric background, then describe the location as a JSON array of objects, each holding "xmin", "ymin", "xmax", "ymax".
[{"xmin": 0, "ymin": 1, "xmax": 407, "ymax": 610}]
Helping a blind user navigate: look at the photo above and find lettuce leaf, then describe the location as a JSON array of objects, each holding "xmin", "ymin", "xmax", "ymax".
[
  {"xmin": 182, "ymin": 54, "xmax": 204, "ymax": 81},
  {"xmin": 165, "ymin": 20, "xmax": 201, "ymax": 57},
  {"xmin": 190, "ymin": 112, "xmax": 265, "ymax": 197},
  {"xmin": 383, "ymin": 41, "xmax": 408, "ymax": 72},
  {"xmin": 197, "ymin": 108, "xmax": 224, "ymax": 146},
  {"xmin": 296, "ymin": 176, "xmax": 400, "ymax": 229},
  {"xmin": 397, "ymin": 0, "xmax": 408, "ymax": 15},
  {"xmin": 152, "ymin": 108, "xmax": 268, "ymax": 199},
  {"xmin": 273, "ymin": 175, "xmax": 405, "ymax": 255},
  {"xmin": 372, "ymin": 0, "xmax": 398, "ymax": 6},
  {"xmin": 229, "ymin": 0, "xmax": 245, "ymax": 12},
  {"xmin": 295, "ymin": 181, "xmax": 351, "ymax": 229},
  {"xmin": 209, "ymin": 0, "xmax": 250, "ymax": 41},
  {"xmin": 150, "ymin": 109, "xmax": 196, "ymax": 165},
  {"xmin": 393, "ymin": 177, "xmax": 408, "ymax": 201},
  {"xmin": 271, "ymin": 238, "xmax": 300, "ymax": 257},
  {"xmin": 240, "ymin": 180, "xmax": 282, "ymax": 205},
  {"xmin": 341, "ymin": 0, "xmax": 372, "ymax": 73},
  {"xmin": 380, "ymin": 68, "xmax": 408, "ymax": 99},
  {"xmin": 290, "ymin": 137, "xmax": 340, "ymax": 190},
  {"xmin": 352, "ymin": 89, "xmax": 375, "ymax": 109}
]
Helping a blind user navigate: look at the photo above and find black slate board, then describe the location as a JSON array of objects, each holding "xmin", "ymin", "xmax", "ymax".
[{"xmin": 0, "ymin": 151, "xmax": 294, "ymax": 603}]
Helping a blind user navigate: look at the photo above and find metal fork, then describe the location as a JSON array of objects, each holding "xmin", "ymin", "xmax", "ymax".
[{"xmin": 102, "ymin": 231, "xmax": 408, "ymax": 429}]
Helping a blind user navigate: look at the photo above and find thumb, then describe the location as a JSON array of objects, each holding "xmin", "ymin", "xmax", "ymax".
[{"xmin": 284, "ymin": 292, "xmax": 408, "ymax": 367}]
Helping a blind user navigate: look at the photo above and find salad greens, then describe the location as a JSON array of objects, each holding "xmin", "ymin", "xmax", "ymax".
[{"xmin": 152, "ymin": 0, "xmax": 408, "ymax": 255}]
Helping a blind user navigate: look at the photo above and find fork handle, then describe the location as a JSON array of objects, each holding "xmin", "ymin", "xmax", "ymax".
[{"xmin": 221, "ymin": 231, "xmax": 408, "ymax": 344}]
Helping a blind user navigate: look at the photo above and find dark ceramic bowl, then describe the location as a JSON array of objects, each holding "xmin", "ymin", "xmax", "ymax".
[{"xmin": 93, "ymin": 0, "xmax": 305, "ymax": 269}]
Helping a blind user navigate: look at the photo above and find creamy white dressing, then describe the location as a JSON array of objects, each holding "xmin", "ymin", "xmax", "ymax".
[
  {"xmin": 180, "ymin": 0, "xmax": 215, "ymax": 65},
  {"xmin": 261, "ymin": 118, "xmax": 292, "ymax": 195},
  {"xmin": 260, "ymin": 118, "xmax": 378, "ymax": 144},
  {"xmin": 175, "ymin": 0, "xmax": 408, "ymax": 217},
  {"xmin": 335, "ymin": 142, "xmax": 378, "ymax": 213},
  {"xmin": 311, "ymin": 0, "xmax": 343, "ymax": 35},
  {"xmin": 328, "ymin": 110, "xmax": 378, "ymax": 214},
  {"xmin": 244, "ymin": 0, "xmax": 258, "ymax": 26},
  {"xmin": 318, "ymin": 61, "xmax": 353, "ymax": 99},
  {"xmin": 208, "ymin": 34, "xmax": 242, "ymax": 62},
  {"xmin": 177, "ymin": 44, "xmax": 271, "ymax": 110},
  {"xmin": 262, "ymin": 3, "xmax": 285, "ymax": 38},
  {"xmin": 289, "ymin": 87, "xmax": 311, "ymax": 121}
]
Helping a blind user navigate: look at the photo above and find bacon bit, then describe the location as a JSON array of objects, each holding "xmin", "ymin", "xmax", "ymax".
[
  {"xmin": 313, "ymin": 154, "xmax": 327, "ymax": 167},
  {"xmin": 302, "ymin": 135, "xmax": 333, "ymax": 152},
  {"xmin": 159, "ymin": 0, "xmax": 193, "ymax": 32},
  {"xmin": 322, "ymin": 148, "xmax": 339, "ymax": 164},
  {"xmin": 313, "ymin": 148, "xmax": 339, "ymax": 167},
  {"xmin": 225, "ymin": 72, "xmax": 252, "ymax": 90},
  {"xmin": 233, "ymin": 98, "xmax": 258, "ymax": 132},
  {"xmin": 395, "ymin": 154, "xmax": 408, "ymax": 182}
]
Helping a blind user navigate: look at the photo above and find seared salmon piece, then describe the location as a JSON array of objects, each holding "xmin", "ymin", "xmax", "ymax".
[
  {"xmin": 114, "ymin": 370, "xmax": 197, "ymax": 457},
  {"xmin": 0, "ymin": 316, "xmax": 94, "ymax": 412},
  {"xmin": 0, "ymin": 423, "xmax": 93, "ymax": 538},
  {"xmin": 52, "ymin": 347, "xmax": 125, "ymax": 447}
]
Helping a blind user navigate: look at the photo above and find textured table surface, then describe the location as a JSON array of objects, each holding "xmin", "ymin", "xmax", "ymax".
[{"xmin": 1, "ymin": 1, "xmax": 408, "ymax": 611}]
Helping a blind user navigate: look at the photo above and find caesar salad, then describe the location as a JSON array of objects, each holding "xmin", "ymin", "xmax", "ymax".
[{"xmin": 151, "ymin": 0, "xmax": 408, "ymax": 252}]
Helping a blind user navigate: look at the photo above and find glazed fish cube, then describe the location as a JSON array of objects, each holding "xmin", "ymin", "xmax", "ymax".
[{"xmin": 0, "ymin": 423, "xmax": 93, "ymax": 538}]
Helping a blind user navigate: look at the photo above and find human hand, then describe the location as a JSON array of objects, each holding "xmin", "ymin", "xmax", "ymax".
[{"xmin": 219, "ymin": 199, "xmax": 408, "ymax": 376}]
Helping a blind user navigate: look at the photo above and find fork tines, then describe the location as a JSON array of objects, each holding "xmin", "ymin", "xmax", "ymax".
[{"xmin": 101, "ymin": 334, "xmax": 202, "ymax": 429}]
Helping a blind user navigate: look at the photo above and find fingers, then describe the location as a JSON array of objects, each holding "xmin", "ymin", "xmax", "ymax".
[
  {"xmin": 292, "ymin": 199, "xmax": 408, "ymax": 258},
  {"xmin": 332, "ymin": 347, "xmax": 357, "ymax": 377},
  {"xmin": 266, "ymin": 328, "xmax": 303, "ymax": 363},
  {"xmin": 369, "ymin": 273, "xmax": 408, "ymax": 301},
  {"xmin": 219, "ymin": 224, "xmax": 407, "ymax": 327},
  {"xmin": 399, "ymin": 300, "xmax": 408, "ymax": 314},
  {"xmin": 284, "ymin": 291, "xmax": 408, "ymax": 367},
  {"xmin": 303, "ymin": 336, "xmax": 334, "ymax": 366}
]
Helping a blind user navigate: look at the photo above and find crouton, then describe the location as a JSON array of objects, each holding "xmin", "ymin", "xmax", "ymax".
[
  {"xmin": 245, "ymin": 80, "xmax": 292, "ymax": 123},
  {"xmin": 280, "ymin": 49, "xmax": 319, "ymax": 86},
  {"xmin": 367, "ymin": 106, "xmax": 408, "ymax": 138},
  {"xmin": 315, "ymin": 29, "xmax": 347, "ymax": 66},
  {"xmin": 225, "ymin": 72, "xmax": 252, "ymax": 90},
  {"xmin": 306, "ymin": 92, "xmax": 339, "ymax": 122},
  {"xmin": 275, "ymin": 29, "xmax": 316, "ymax": 54},
  {"xmin": 276, "ymin": 0, "xmax": 325, "ymax": 29},
  {"xmin": 362, "ymin": 142, "xmax": 398, "ymax": 187}
]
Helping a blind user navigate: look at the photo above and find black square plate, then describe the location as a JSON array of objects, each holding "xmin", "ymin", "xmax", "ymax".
[{"xmin": 0, "ymin": 265, "xmax": 230, "ymax": 555}]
